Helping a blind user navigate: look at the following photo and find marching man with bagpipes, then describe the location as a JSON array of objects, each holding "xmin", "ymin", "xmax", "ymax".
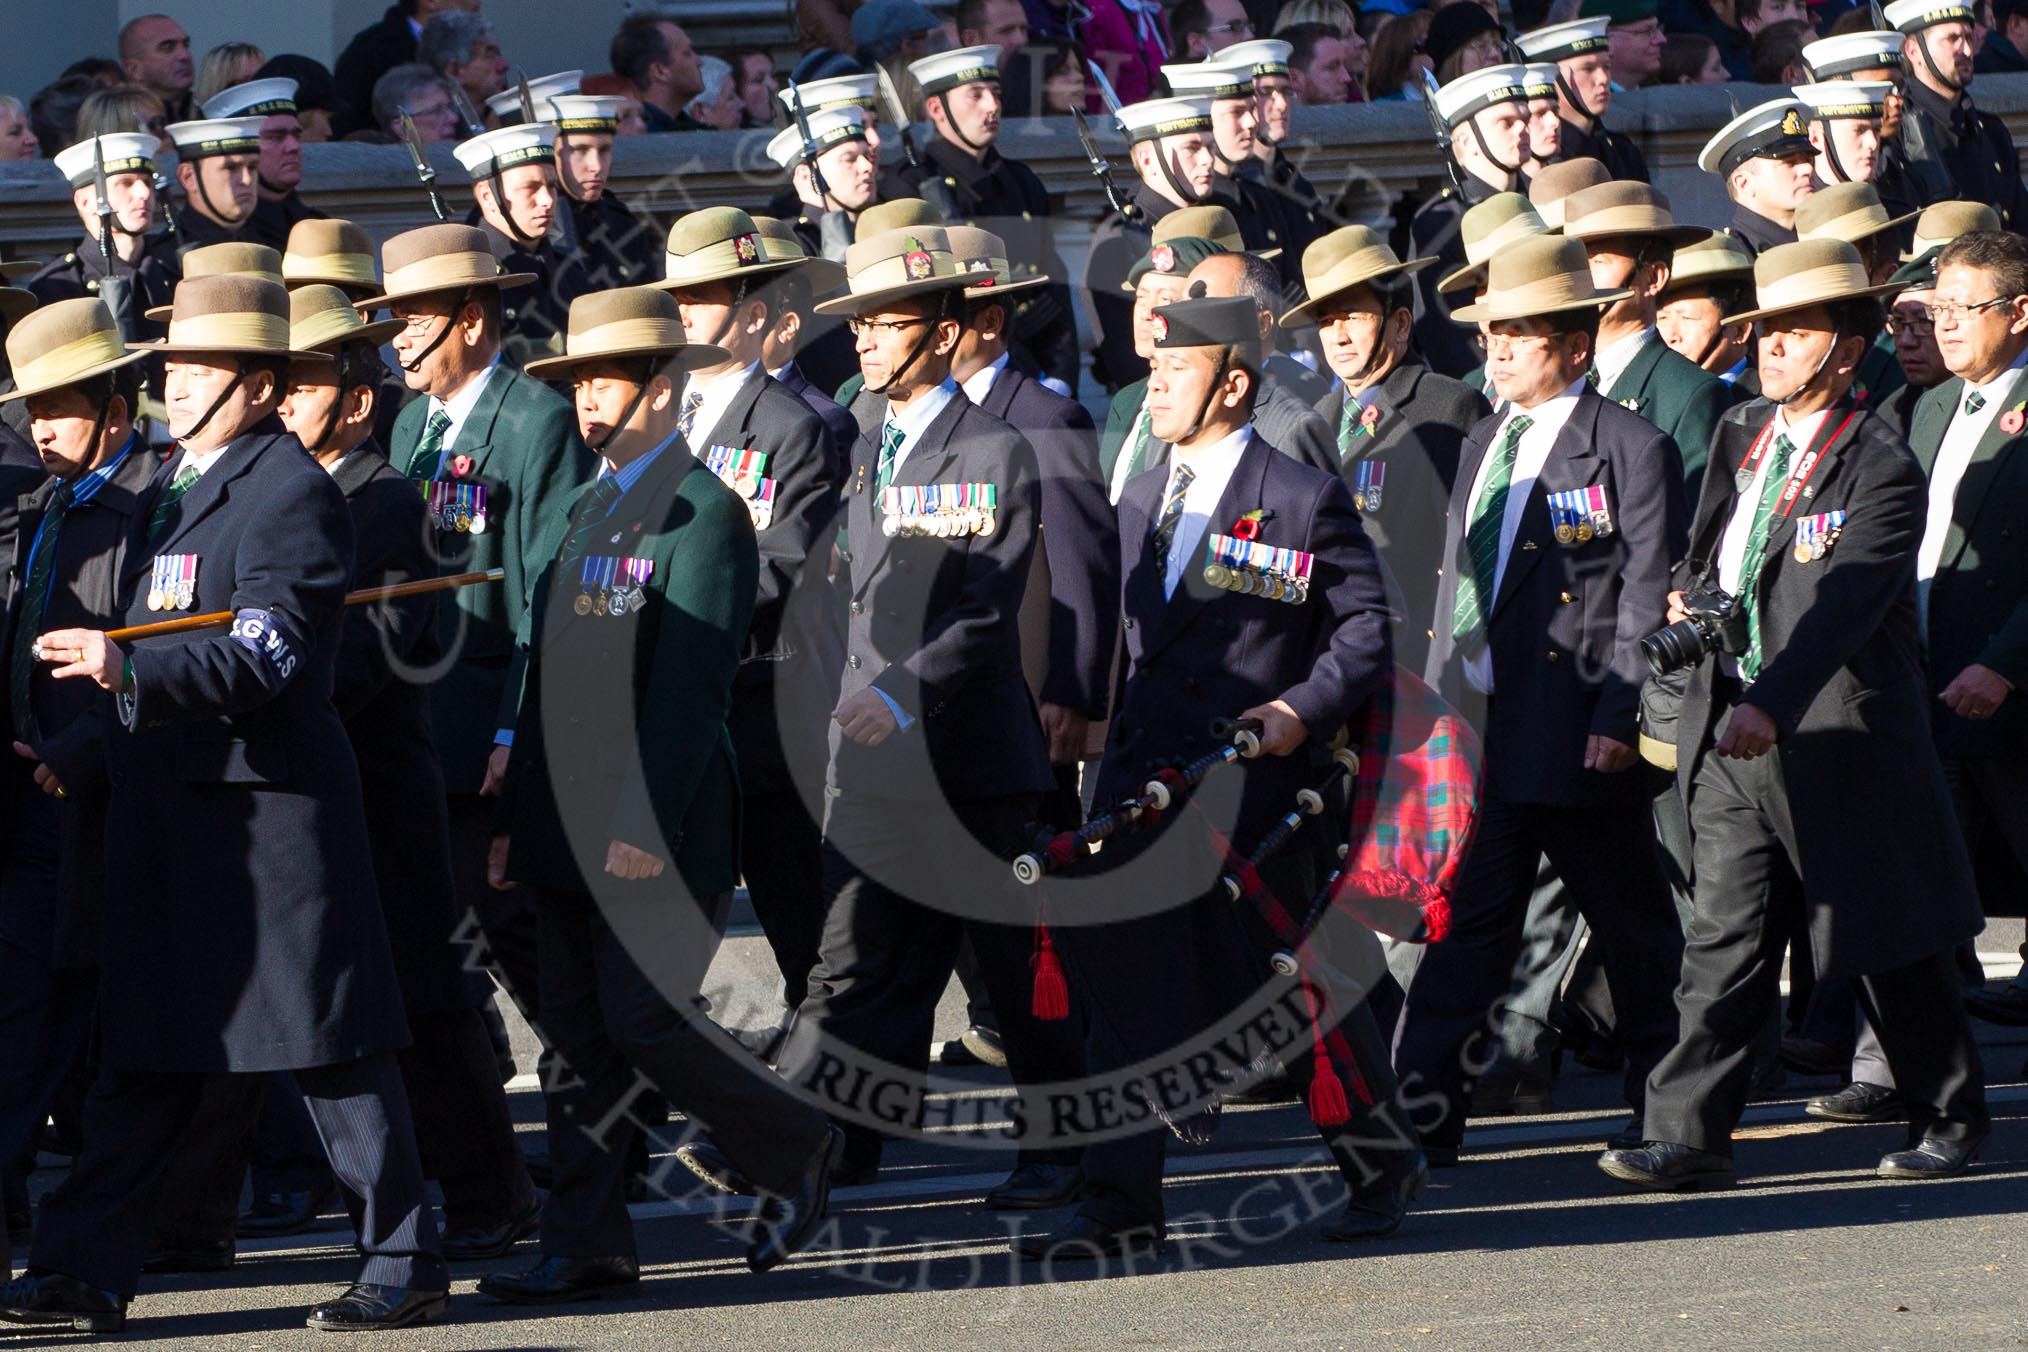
[{"xmin": 1014, "ymin": 288, "xmax": 1435, "ymax": 1265}]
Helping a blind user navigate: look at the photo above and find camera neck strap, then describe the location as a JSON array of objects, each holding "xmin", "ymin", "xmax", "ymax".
[{"xmin": 1737, "ymin": 405, "xmax": 1858, "ymax": 523}]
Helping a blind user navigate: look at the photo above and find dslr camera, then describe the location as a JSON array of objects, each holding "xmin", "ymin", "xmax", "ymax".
[{"xmin": 1641, "ymin": 584, "xmax": 1748, "ymax": 676}]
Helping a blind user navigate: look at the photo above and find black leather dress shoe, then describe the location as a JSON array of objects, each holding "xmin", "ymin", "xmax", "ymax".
[
  {"xmin": 1878, "ymin": 1133, "xmax": 1985, "ymax": 1179},
  {"xmin": 1597, "ymin": 1142, "xmax": 1734, "ymax": 1191},
  {"xmin": 675, "ymin": 1137, "xmax": 755, "ymax": 1196},
  {"xmin": 1963, "ymin": 984, "xmax": 2028, "ymax": 1027},
  {"xmin": 747, "ymin": 1126, "xmax": 843, "ymax": 1273},
  {"xmin": 1805, "ymin": 1081, "xmax": 1903, "ymax": 1123},
  {"xmin": 960, "ymin": 1025, "xmax": 1008, "ymax": 1068},
  {"xmin": 1321, "ymin": 1159, "xmax": 1428, "ymax": 1241},
  {"xmin": 1013, "ymin": 1214, "xmax": 1167, "ymax": 1263},
  {"xmin": 140, "ymin": 1237, "xmax": 234, "ymax": 1273},
  {"xmin": 237, "ymin": 1186, "xmax": 336, "ymax": 1239},
  {"xmin": 304, "ymin": 1282, "xmax": 448, "ymax": 1330},
  {"xmin": 476, "ymin": 1255, "xmax": 640, "ymax": 1305},
  {"xmin": 441, "ymin": 1196, "xmax": 542, "ymax": 1261},
  {"xmin": 0, "ymin": 1272, "xmax": 126, "ymax": 1333},
  {"xmin": 983, "ymin": 1163, "xmax": 1082, "ymax": 1211}
]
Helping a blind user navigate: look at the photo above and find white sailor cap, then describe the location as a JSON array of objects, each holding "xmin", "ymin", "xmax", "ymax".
[
  {"xmin": 1431, "ymin": 64, "xmax": 1531, "ymax": 130},
  {"xmin": 1883, "ymin": 0, "xmax": 1975, "ymax": 32},
  {"xmin": 165, "ymin": 116, "xmax": 265, "ymax": 160},
  {"xmin": 1522, "ymin": 63, "xmax": 1561, "ymax": 97},
  {"xmin": 546, "ymin": 95, "xmax": 626, "ymax": 134},
  {"xmin": 1697, "ymin": 98, "xmax": 1813, "ymax": 175},
  {"xmin": 1162, "ymin": 59, "xmax": 1258, "ymax": 101},
  {"xmin": 1114, "ymin": 95, "xmax": 1215, "ymax": 143},
  {"xmin": 1801, "ymin": 30, "xmax": 1906, "ymax": 78},
  {"xmin": 1220, "ymin": 38, "xmax": 1294, "ymax": 77},
  {"xmin": 779, "ymin": 74, "xmax": 878, "ymax": 117},
  {"xmin": 483, "ymin": 70, "xmax": 585, "ymax": 123},
  {"xmin": 1792, "ymin": 80, "xmax": 1893, "ymax": 119},
  {"xmin": 1517, "ymin": 17, "xmax": 1611, "ymax": 63},
  {"xmin": 53, "ymin": 132, "xmax": 161, "ymax": 188},
  {"xmin": 453, "ymin": 122, "xmax": 557, "ymax": 178},
  {"xmin": 908, "ymin": 45, "xmax": 1001, "ymax": 97},
  {"xmin": 200, "ymin": 77, "xmax": 298, "ymax": 121},
  {"xmin": 765, "ymin": 104, "xmax": 870, "ymax": 170}
]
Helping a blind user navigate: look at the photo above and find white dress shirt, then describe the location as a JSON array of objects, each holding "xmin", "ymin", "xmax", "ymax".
[
  {"xmin": 879, "ymin": 377, "xmax": 959, "ymax": 479},
  {"xmin": 425, "ymin": 354, "xmax": 503, "ymax": 467},
  {"xmin": 1715, "ymin": 403, "xmax": 1833, "ymax": 676},
  {"xmin": 1109, "ymin": 392, "xmax": 1154, "ymax": 504},
  {"xmin": 1460, "ymin": 379, "xmax": 1585, "ymax": 694},
  {"xmin": 169, "ymin": 441, "xmax": 234, "ymax": 481},
  {"xmin": 1592, "ymin": 326, "xmax": 1656, "ymax": 395},
  {"xmin": 959, "ymin": 352, "xmax": 1011, "ymax": 407},
  {"xmin": 1918, "ymin": 352, "xmax": 2028, "ymax": 628},
  {"xmin": 1161, "ymin": 424, "xmax": 1252, "ymax": 599},
  {"xmin": 680, "ymin": 360, "xmax": 761, "ymax": 450}
]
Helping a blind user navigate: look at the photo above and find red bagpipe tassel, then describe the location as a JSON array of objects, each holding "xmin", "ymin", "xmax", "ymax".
[
  {"xmin": 1030, "ymin": 923, "xmax": 1069, "ymax": 1021},
  {"xmin": 1299, "ymin": 976, "xmax": 1351, "ymax": 1127}
]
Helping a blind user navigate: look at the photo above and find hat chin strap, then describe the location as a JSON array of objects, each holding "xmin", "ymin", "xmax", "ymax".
[
  {"xmin": 488, "ymin": 165, "xmax": 545, "ymax": 250},
  {"xmin": 1557, "ymin": 73, "xmax": 1603, "ymax": 136},
  {"xmin": 595, "ymin": 361, "xmax": 658, "ymax": 454},
  {"xmin": 865, "ymin": 297, "xmax": 958, "ymax": 397},
  {"xmin": 932, "ymin": 93, "xmax": 989, "ymax": 155},
  {"xmin": 1465, "ymin": 114, "xmax": 1525, "ymax": 184},
  {"xmin": 400, "ymin": 289, "xmax": 473, "ymax": 374},
  {"xmin": 1172, "ymin": 347, "xmax": 1232, "ymax": 445},
  {"xmin": 1153, "ymin": 141, "xmax": 1208, "ymax": 208},
  {"xmin": 177, "ymin": 362, "xmax": 248, "ymax": 447},
  {"xmin": 190, "ymin": 163, "xmax": 241, "ymax": 230},
  {"xmin": 1915, "ymin": 29, "xmax": 1967, "ymax": 96},
  {"xmin": 1772, "ymin": 332, "xmax": 1842, "ymax": 407},
  {"xmin": 700, "ymin": 278, "xmax": 753, "ymax": 352}
]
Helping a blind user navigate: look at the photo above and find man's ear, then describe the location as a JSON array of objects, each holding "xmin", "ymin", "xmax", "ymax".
[
  {"xmin": 1385, "ymin": 306, "xmax": 1414, "ymax": 349},
  {"xmin": 346, "ymin": 381, "xmax": 377, "ymax": 427},
  {"xmin": 647, "ymin": 370, "xmax": 677, "ymax": 413},
  {"xmin": 933, "ymin": 315, "xmax": 964, "ymax": 357}
]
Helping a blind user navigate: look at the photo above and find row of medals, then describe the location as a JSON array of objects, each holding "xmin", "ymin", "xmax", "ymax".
[
  {"xmin": 882, "ymin": 508, "xmax": 997, "ymax": 539},
  {"xmin": 145, "ymin": 583, "xmax": 196, "ymax": 612},
  {"xmin": 575, "ymin": 584, "xmax": 646, "ymax": 618},
  {"xmin": 1553, "ymin": 519, "xmax": 1599, "ymax": 544},
  {"xmin": 1202, "ymin": 563, "xmax": 1310, "ymax": 603},
  {"xmin": 438, "ymin": 505, "xmax": 488, "ymax": 535}
]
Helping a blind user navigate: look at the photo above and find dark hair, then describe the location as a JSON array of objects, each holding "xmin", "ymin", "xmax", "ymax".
[
  {"xmin": 1284, "ymin": 21, "xmax": 1344, "ymax": 74},
  {"xmin": 1829, "ymin": 296, "xmax": 1886, "ymax": 345},
  {"xmin": 244, "ymin": 355, "xmax": 292, "ymax": 401},
  {"xmin": 1660, "ymin": 33, "xmax": 1717, "ymax": 83},
  {"xmin": 1736, "ymin": 0, "xmax": 1770, "ymax": 24},
  {"xmin": 337, "ymin": 338, "xmax": 387, "ymax": 393},
  {"xmin": 30, "ymin": 75, "xmax": 98, "ymax": 159},
  {"xmin": 726, "ymin": 46, "xmax": 773, "ymax": 88},
  {"xmin": 768, "ymin": 270, "xmax": 815, "ymax": 320},
  {"xmin": 471, "ymin": 287, "xmax": 503, "ymax": 333},
  {"xmin": 73, "ymin": 363, "xmax": 144, "ymax": 418},
  {"xmin": 62, "ymin": 57, "xmax": 125, "ymax": 87},
  {"xmin": 610, "ymin": 13, "xmax": 674, "ymax": 89},
  {"xmin": 258, "ymin": 55, "xmax": 337, "ymax": 113},
  {"xmin": 1366, "ymin": 11, "xmax": 1433, "ymax": 101},
  {"xmin": 1173, "ymin": 0, "xmax": 1218, "ymax": 43},
  {"xmin": 1549, "ymin": 307, "xmax": 1601, "ymax": 346},
  {"xmin": 1370, "ymin": 273, "xmax": 1415, "ymax": 315},
  {"xmin": 1937, "ymin": 229, "xmax": 2028, "ymax": 301},
  {"xmin": 1749, "ymin": 20, "xmax": 1809, "ymax": 85},
  {"xmin": 1228, "ymin": 252, "xmax": 1286, "ymax": 325}
]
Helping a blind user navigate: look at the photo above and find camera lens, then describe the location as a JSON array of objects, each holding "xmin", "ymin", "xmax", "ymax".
[{"xmin": 1641, "ymin": 618, "xmax": 1710, "ymax": 676}]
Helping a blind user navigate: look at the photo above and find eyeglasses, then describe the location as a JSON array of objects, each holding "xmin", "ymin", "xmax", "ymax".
[
  {"xmin": 1888, "ymin": 310, "xmax": 1934, "ymax": 336},
  {"xmin": 845, "ymin": 315, "xmax": 934, "ymax": 337},
  {"xmin": 1477, "ymin": 331, "xmax": 1557, "ymax": 357},
  {"xmin": 1205, "ymin": 18, "xmax": 1254, "ymax": 34},
  {"xmin": 1928, "ymin": 296, "xmax": 2013, "ymax": 324}
]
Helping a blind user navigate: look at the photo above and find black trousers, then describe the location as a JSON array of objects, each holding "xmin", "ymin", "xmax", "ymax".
[
  {"xmin": 534, "ymin": 885, "xmax": 830, "ymax": 1261},
  {"xmin": 1390, "ymin": 787, "xmax": 1685, "ymax": 1151},
  {"xmin": 30, "ymin": 1054, "xmax": 444, "ymax": 1298},
  {"xmin": 739, "ymin": 785, "xmax": 827, "ymax": 1014},
  {"xmin": 450, "ymin": 793, "xmax": 542, "ymax": 1027},
  {"xmin": 1644, "ymin": 744, "xmax": 1989, "ymax": 1152},
  {"xmin": 775, "ymin": 790, "xmax": 1086, "ymax": 1175}
]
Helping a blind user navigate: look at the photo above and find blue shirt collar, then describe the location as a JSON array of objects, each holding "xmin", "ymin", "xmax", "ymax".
[{"xmin": 599, "ymin": 425, "xmax": 683, "ymax": 507}]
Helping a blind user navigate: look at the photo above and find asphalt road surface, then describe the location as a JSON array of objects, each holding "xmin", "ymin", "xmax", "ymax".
[{"xmin": 11, "ymin": 919, "xmax": 2026, "ymax": 1350}]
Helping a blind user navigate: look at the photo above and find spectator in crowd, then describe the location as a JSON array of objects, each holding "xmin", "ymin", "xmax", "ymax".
[
  {"xmin": 28, "ymin": 76, "xmax": 96, "ymax": 163},
  {"xmin": 75, "ymin": 84, "xmax": 170, "ymax": 150},
  {"xmin": 1608, "ymin": 5, "xmax": 1670, "ymax": 86},
  {"xmin": 260, "ymin": 55, "xmax": 339, "ymax": 143},
  {"xmin": 1025, "ymin": 0, "xmax": 1171, "ymax": 107},
  {"xmin": 333, "ymin": 0, "xmax": 473, "ymax": 138},
  {"xmin": 581, "ymin": 73, "xmax": 650, "ymax": 135},
  {"xmin": 687, "ymin": 56, "xmax": 742, "ymax": 130},
  {"xmin": 960, "ymin": 0, "xmax": 1032, "ymax": 55},
  {"xmin": 799, "ymin": 0, "xmax": 867, "ymax": 52},
  {"xmin": 1661, "ymin": 31, "xmax": 1731, "ymax": 80},
  {"xmin": 1662, "ymin": 0, "xmax": 1754, "ymax": 76},
  {"xmin": 1366, "ymin": 10, "xmax": 1436, "ymax": 99},
  {"xmin": 610, "ymin": 11, "xmax": 706, "ymax": 132},
  {"xmin": 1286, "ymin": 20, "xmax": 1354, "ymax": 103},
  {"xmin": 0, "ymin": 96, "xmax": 36, "ymax": 161},
  {"xmin": 1977, "ymin": 0, "xmax": 2028, "ymax": 69},
  {"xmin": 194, "ymin": 42, "xmax": 266, "ymax": 107},
  {"xmin": 419, "ymin": 12, "xmax": 507, "ymax": 115},
  {"xmin": 1041, "ymin": 48, "xmax": 1087, "ymax": 113},
  {"xmin": 61, "ymin": 58, "xmax": 127, "ymax": 90},
  {"xmin": 1741, "ymin": 0, "xmax": 1815, "ymax": 41},
  {"xmin": 1750, "ymin": 18, "xmax": 1812, "ymax": 83},
  {"xmin": 1428, "ymin": 1, "xmax": 1508, "ymax": 82},
  {"xmin": 728, "ymin": 48, "xmax": 780, "ymax": 129},
  {"xmin": 368, "ymin": 62, "xmax": 458, "ymax": 143},
  {"xmin": 851, "ymin": 0, "xmax": 941, "ymax": 68},
  {"xmin": 1276, "ymin": 0, "xmax": 1360, "ymax": 36},
  {"xmin": 119, "ymin": 12, "xmax": 194, "ymax": 121},
  {"xmin": 1174, "ymin": 0, "xmax": 1256, "ymax": 60}
]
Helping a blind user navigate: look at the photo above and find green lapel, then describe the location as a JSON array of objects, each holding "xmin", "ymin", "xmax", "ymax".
[
  {"xmin": 1939, "ymin": 382, "xmax": 2028, "ymax": 574},
  {"xmin": 1907, "ymin": 378, "xmax": 1961, "ymax": 475},
  {"xmin": 446, "ymin": 362, "xmax": 522, "ymax": 478},
  {"xmin": 1603, "ymin": 334, "xmax": 1667, "ymax": 414}
]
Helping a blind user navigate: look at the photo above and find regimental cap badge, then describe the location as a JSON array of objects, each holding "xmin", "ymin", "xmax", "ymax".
[
  {"xmin": 733, "ymin": 232, "xmax": 759, "ymax": 265},
  {"xmin": 1780, "ymin": 108, "xmax": 1803, "ymax": 136},
  {"xmin": 1152, "ymin": 244, "xmax": 1177, "ymax": 274},
  {"xmin": 903, "ymin": 236, "xmax": 933, "ymax": 281},
  {"xmin": 1152, "ymin": 312, "xmax": 1169, "ymax": 340}
]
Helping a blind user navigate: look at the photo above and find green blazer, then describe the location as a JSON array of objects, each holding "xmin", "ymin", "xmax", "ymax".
[
  {"xmin": 1097, "ymin": 375, "xmax": 1150, "ymax": 488},
  {"xmin": 1906, "ymin": 377, "xmax": 2028, "ymax": 758},
  {"xmin": 499, "ymin": 444, "xmax": 759, "ymax": 898},
  {"xmin": 387, "ymin": 362, "xmax": 594, "ymax": 791},
  {"xmin": 1602, "ymin": 335, "xmax": 1737, "ymax": 505}
]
